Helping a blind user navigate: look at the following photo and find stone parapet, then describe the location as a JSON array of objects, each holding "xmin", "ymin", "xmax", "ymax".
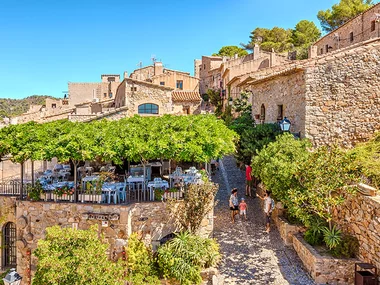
[
  {"xmin": 334, "ymin": 190, "xmax": 380, "ymax": 271},
  {"xmin": 293, "ymin": 234, "xmax": 359, "ymax": 285}
]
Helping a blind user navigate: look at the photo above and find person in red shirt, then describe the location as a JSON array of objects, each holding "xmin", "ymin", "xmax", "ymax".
[
  {"xmin": 239, "ymin": 198, "xmax": 248, "ymax": 221},
  {"xmin": 245, "ymin": 164, "xmax": 252, "ymax": 197}
]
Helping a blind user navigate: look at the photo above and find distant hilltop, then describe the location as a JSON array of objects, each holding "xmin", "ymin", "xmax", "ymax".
[{"xmin": 0, "ymin": 95, "xmax": 57, "ymax": 118}]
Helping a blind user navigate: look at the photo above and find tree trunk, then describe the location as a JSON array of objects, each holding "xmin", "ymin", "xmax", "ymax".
[
  {"xmin": 31, "ymin": 160, "xmax": 34, "ymax": 186},
  {"xmin": 20, "ymin": 162, "xmax": 24, "ymax": 200},
  {"xmin": 73, "ymin": 160, "xmax": 79, "ymax": 203}
]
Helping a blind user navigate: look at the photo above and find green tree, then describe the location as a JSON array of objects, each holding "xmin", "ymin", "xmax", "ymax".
[
  {"xmin": 33, "ymin": 225, "xmax": 124, "ymax": 285},
  {"xmin": 212, "ymin": 45, "xmax": 248, "ymax": 57},
  {"xmin": 317, "ymin": 0, "xmax": 374, "ymax": 32},
  {"xmin": 251, "ymin": 133, "xmax": 311, "ymax": 203},
  {"xmin": 292, "ymin": 20, "xmax": 321, "ymax": 59},
  {"xmin": 206, "ymin": 89, "xmax": 223, "ymax": 116},
  {"xmin": 288, "ymin": 145, "xmax": 359, "ymax": 229},
  {"xmin": 242, "ymin": 27, "xmax": 293, "ymax": 53}
]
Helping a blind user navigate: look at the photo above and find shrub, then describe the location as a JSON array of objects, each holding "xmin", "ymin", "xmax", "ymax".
[
  {"xmin": 27, "ymin": 181, "xmax": 43, "ymax": 201},
  {"xmin": 125, "ymin": 233, "xmax": 160, "ymax": 285},
  {"xmin": 157, "ymin": 232, "xmax": 221, "ymax": 285},
  {"xmin": 322, "ymin": 226, "xmax": 342, "ymax": 249},
  {"xmin": 168, "ymin": 183, "xmax": 218, "ymax": 234},
  {"xmin": 330, "ymin": 234, "xmax": 359, "ymax": 258},
  {"xmin": 349, "ymin": 132, "xmax": 380, "ymax": 188},
  {"xmin": 33, "ymin": 225, "xmax": 124, "ymax": 285},
  {"xmin": 304, "ymin": 217, "xmax": 326, "ymax": 246}
]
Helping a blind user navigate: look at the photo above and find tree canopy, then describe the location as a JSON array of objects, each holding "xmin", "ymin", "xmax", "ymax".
[
  {"xmin": 241, "ymin": 20, "xmax": 321, "ymax": 59},
  {"xmin": 212, "ymin": 45, "xmax": 248, "ymax": 57},
  {"xmin": 317, "ymin": 0, "xmax": 374, "ymax": 32},
  {"xmin": 0, "ymin": 115, "xmax": 237, "ymax": 167}
]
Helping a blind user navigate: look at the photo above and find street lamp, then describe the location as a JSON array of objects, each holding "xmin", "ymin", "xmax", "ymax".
[
  {"xmin": 3, "ymin": 269, "xmax": 22, "ymax": 285},
  {"xmin": 279, "ymin": 117, "xmax": 291, "ymax": 132},
  {"xmin": 228, "ymin": 97, "xmax": 233, "ymax": 106}
]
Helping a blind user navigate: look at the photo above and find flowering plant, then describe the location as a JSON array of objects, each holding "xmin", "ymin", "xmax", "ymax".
[{"xmin": 54, "ymin": 185, "xmax": 74, "ymax": 196}]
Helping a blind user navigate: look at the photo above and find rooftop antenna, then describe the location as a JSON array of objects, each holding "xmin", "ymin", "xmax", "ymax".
[
  {"xmin": 62, "ymin": 91, "xmax": 68, "ymax": 99},
  {"xmin": 151, "ymin": 55, "xmax": 157, "ymax": 64},
  {"xmin": 137, "ymin": 61, "xmax": 142, "ymax": 80}
]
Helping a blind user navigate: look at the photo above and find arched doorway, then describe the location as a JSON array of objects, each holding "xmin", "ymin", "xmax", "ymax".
[{"xmin": 2, "ymin": 222, "xmax": 16, "ymax": 268}]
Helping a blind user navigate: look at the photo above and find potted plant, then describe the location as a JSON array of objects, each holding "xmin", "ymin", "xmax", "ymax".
[{"xmin": 27, "ymin": 181, "xmax": 44, "ymax": 201}]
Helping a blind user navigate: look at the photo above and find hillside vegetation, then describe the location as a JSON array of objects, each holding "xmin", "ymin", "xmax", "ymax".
[{"xmin": 0, "ymin": 95, "xmax": 56, "ymax": 118}]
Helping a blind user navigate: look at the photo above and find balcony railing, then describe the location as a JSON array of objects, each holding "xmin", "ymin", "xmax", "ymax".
[{"xmin": 0, "ymin": 181, "xmax": 185, "ymax": 205}]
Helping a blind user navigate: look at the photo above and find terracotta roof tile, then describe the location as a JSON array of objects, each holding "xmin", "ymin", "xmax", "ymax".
[{"xmin": 172, "ymin": 91, "xmax": 201, "ymax": 102}]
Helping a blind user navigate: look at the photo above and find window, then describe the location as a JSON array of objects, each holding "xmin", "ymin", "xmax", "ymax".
[
  {"xmin": 176, "ymin": 80, "xmax": 183, "ymax": 90},
  {"xmin": 104, "ymin": 93, "xmax": 107, "ymax": 98},
  {"xmin": 131, "ymin": 87, "xmax": 137, "ymax": 92},
  {"xmin": 52, "ymin": 103, "xmax": 56, "ymax": 109},
  {"xmin": 277, "ymin": 105, "xmax": 283, "ymax": 121},
  {"xmin": 108, "ymin": 77, "xmax": 115, "ymax": 82},
  {"xmin": 138, "ymin": 103, "xmax": 159, "ymax": 114},
  {"xmin": 371, "ymin": 20, "xmax": 376, "ymax": 32},
  {"xmin": 325, "ymin": 44, "xmax": 329, "ymax": 53},
  {"xmin": 160, "ymin": 82, "xmax": 165, "ymax": 86},
  {"xmin": 260, "ymin": 104, "xmax": 265, "ymax": 123},
  {"xmin": 2, "ymin": 222, "xmax": 16, "ymax": 268},
  {"xmin": 109, "ymin": 92, "xmax": 113, "ymax": 98},
  {"xmin": 350, "ymin": 32, "xmax": 354, "ymax": 42},
  {"xmin": 204, "ymin": 64, "xmax": 206, "ymax": 69},
  {"xmin": 320, "ymin": 48, "xmax": 323, "ymax": 55}
]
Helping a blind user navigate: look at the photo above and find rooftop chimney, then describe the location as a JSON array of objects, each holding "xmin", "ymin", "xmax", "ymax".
[{"xmin": 154, "ymin": 62, "xmax": 163, "ymax": 76}]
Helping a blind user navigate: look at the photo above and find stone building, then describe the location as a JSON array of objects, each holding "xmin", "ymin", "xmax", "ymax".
[
  {"xmin": 114, "ymin": 78, "xmax": 201, "ymax": 116},
  {"xmin": 240, "ymin": 38, "xmax": 380, "ymax": 147},
  {"xmin": 130, "ymin": 61, "xmax": 199, "ymax": 91},
  {"xmin": 196, "ymin": 45, "xmax": 289, "ymax": 102},
  {"xmin": 312, "ymin": 2, "xmax": 380, "ymax": 56}
]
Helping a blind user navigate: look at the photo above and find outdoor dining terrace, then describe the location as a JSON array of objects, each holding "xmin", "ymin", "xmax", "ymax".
[{"xmin": 0, "ymin": 165, "xmax": 206, "ymax": 205}]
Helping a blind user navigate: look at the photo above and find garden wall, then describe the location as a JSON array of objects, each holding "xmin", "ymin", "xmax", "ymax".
[
  {"xmin": 293, "ymin": 234, "xmax": 358, "ymax": 285},
  {"xmin": 0, "ymin": 198, "xmax": 213, "ymax": 285},
  {"xmin": 334, "ymin": 189, "xmax": 380, "ymax": 272}
]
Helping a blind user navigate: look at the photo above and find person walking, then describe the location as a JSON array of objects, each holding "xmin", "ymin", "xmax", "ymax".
[
  {"xmin": 229, "ymin": 188, "xmax": 239, "ymax": 223},
  {"xmin": 257, "ymin": 190, "xmax": 274, "ymax": 233},
  {"xmin": 239, "ymin": 198, "xmax": 248, "ymax": 221},
  {"xmin": 245, "ymin": 164, "xmax": 252, "ymax": 197}
]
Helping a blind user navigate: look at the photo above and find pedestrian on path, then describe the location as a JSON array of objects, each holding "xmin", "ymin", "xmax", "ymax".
[
  {"xmin": 239, "ymin": 198, "xmax": 248, "ymax": 221},
  {"xmin": 229, "ymin": 188, "xmax": 239, "ymax": 223},
  {"xmin": 245, "ymin": 164, "xmax": 252, "ymax": 197},
  {"xmin": 257, "ymin": 190, "xmax": 274, "ymax": 233}
]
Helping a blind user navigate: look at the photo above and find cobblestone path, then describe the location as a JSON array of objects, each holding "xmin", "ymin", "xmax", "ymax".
[{"xmin": 212, "ymin": 156, "xmax": 315, "ymax": 285}]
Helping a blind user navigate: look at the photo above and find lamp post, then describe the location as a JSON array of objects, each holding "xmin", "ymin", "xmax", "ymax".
[
  {"xmin": 228, "ymin": 97, "xmax": 233, "ymax": 106},
  {"xmin": 3, "ymin": 269, "xmax": 22, "ymax": 285},
  {"xmin": 279, "ymin": 117, "xmax": 291, "ymax": 132}
]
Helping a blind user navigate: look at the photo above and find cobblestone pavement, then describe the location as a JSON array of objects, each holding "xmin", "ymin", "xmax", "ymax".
[{"xmin": 212, "ymin": 156, "xmax": 315, "ymax": 285}]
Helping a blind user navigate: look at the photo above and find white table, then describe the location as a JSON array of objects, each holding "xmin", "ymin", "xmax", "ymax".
[{"xmin": 127, "ymin": 176, "xmax": 145, "ymax": 183}]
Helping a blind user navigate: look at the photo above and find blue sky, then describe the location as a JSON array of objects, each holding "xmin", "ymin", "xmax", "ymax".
[{"xmin": 0, "ymin": 0, "xmax": 340, "ymax": 99}]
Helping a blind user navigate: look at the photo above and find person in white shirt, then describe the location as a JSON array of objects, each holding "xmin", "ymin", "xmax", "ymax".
[
  {"xmin": 229, "ymin": 188, "xmax": 239, "ymax": 223},
  {"xmin": 257, "ymin": 190, "xmax": 273, "ymax": 233}
]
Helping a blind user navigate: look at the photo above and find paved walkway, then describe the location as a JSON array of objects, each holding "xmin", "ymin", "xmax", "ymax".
[{"xmin": 212, "ymin": 156, "xmax": 315, "ymax": 285}]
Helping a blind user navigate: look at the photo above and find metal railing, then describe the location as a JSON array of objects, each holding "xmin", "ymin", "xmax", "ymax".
[{"xmin": 0, "ymin": 181, "xmax": 185, "ymax": 205}]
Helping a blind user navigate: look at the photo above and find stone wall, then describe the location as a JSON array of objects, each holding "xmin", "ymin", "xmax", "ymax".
[
  {"xmin": 334, "ymin": 191, "xmax": 380, "ymax": 272},
  {"xmin": 4, "ymin": 199, "xmax": 213, "ymax": 283},
  {"xmin": 293, "ymin": 234, "xmax": 359, "ymax": 285},
  {"xmin": 314, "ymin": 3, "xmax": 380, "ymax": 56},
  {"xmin": 304, "ymin": 41, "xmax": 380, "ymax": 147},
  {"xmin": 250, "ymin": 71, "xmax": 306, "ymax": 136},
  {"xmin": 68, "ymin": 106, "xmax": 129, "ymax": 122}
]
